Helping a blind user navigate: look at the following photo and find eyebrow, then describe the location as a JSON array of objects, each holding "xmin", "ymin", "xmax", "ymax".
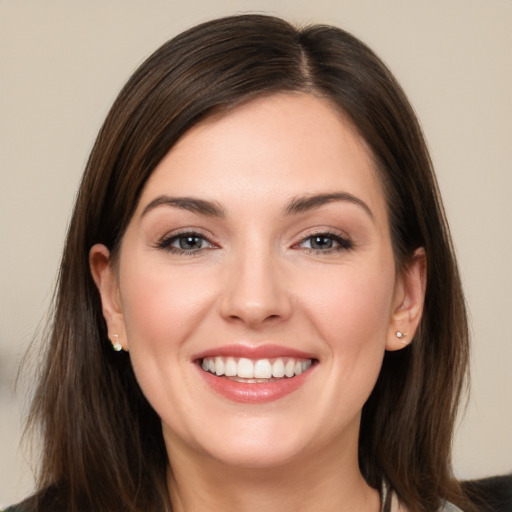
[
  {"xmin": 141, "ymin": 195, "xmax": 225, "ymax": 218},
  {"xmin": 140, "ymin": 192, "xmax": 373, "ymax": 221},
  {"xmin": 284, "ymin": 192, "xmax": 374, "ymax": 220}
]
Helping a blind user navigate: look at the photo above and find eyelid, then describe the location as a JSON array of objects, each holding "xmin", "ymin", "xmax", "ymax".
[
  {"xmin": 293, "ymin": 229, "xmax": 354, "ymax": 253},
  {"xmin": 154, "ymin": 227, "xmax": 353, "ymax": 256},
  {"xmin": 155, "ymin": 229, "xmax": 219, "ymax": 254}
]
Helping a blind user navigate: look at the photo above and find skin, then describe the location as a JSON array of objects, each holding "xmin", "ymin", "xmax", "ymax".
[{"xmin": 91, "ymin": 93, "xmax": 425, "ymax": 512}]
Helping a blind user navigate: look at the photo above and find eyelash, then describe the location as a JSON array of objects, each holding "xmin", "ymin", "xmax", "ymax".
[
  {"xmin": 156, "ymin": 231, "xmax": 216, "ymax": 256},
  {"xmin": 296, "ymin": 231, "xmax": 354, "ymax": 254},
  {"xmin": 156, "ymin": 230, "xmax": 354, "ymax": 256}
]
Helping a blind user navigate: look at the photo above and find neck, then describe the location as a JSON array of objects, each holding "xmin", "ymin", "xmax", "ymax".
[{"xmin": 166, "ymin": 436, "xmax": 380, "ymax": 512}]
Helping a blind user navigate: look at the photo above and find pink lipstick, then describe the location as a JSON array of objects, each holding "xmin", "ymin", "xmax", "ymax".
[{"xmin": 193, "ymin": 344, "xmax": 317, "ymax": 403}]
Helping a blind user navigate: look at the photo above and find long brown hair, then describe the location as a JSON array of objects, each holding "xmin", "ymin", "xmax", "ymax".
[{"xmin": 26, "ymin": 14, "xmax": 473, "ymax": 511}]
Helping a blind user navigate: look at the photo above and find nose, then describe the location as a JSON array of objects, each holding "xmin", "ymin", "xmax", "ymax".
[{"xmin": 218, "ymin": 245, "xmax": 293, "ymax": 329}]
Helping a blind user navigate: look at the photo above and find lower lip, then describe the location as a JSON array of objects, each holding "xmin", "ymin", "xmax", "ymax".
[{"xmin": 197, "ymin": 365, "xmax": 314, "ymax": 403}]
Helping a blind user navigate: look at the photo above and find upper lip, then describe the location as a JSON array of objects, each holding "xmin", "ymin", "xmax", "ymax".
[{"xmin": 192, "ymin": 343, "xmax": 317, "ymax": 361}]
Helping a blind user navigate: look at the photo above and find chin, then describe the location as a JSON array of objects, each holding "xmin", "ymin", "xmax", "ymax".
[
  {"xmin": 205, "ymin": 437, "xmax": 307, "ymax": 470},
  {"xmin": 168, "ymin": 415, "xmax": 315, "ymax": 470}
]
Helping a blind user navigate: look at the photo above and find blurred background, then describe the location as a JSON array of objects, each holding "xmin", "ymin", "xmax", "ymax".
[{"xmin": 1, "ymin": 0, "xmax": 511, "ymax": 506}]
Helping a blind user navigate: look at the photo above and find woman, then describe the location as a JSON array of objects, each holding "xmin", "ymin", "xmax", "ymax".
[{"xmin": 8, "ymin": 14, "xmax": 506, "ymax": 512}]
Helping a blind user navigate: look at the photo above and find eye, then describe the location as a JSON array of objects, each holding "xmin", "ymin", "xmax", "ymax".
[
  {"xmin": 157, "ymin": 231, "xmax": 215, "ymax": 254},
  {"xmin": 298, "ymin": 232, "xmax": 353, "ymax": 253}
]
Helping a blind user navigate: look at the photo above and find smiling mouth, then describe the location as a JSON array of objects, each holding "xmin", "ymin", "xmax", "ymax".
[{"xmin": 200, "ymin": 356, "xmax": 315, "ymax": 382}]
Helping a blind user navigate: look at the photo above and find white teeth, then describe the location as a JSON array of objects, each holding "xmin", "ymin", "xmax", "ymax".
[
  {"xmin": 254, "ymin": 359, "xmax": 272, "ymax": 379},
  {"xmin": 225, "ymin": 357, "xmax": 237, "ymax": 377},
  {"xmin": 284, "ymin": 359, "xmax": 295, "ymax": 378},
  {"xmin": 237, "ymin": 358, "xmax": 254, "ymax": 378},
  {"xmin": 272, "ymin": 359, "xmax": 285, "ymax": 378},
  {"xmin": 215, "ymin": 356, "xmax": 225, "ymax": 376},
  {"xmin": 201, "ymin": 356, "xmax": 313, "ymax": 380}
]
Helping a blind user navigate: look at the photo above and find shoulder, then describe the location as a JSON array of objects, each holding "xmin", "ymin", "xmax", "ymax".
[
  {"xmin": 3, "ymin": 499, "xmax": 33, "ymax": 512},
  {"xmin": 441, "ymin": 501, "xmax": 464, "ymax": 512},
  {"xmin": 462, "ymin": 474, "xmax": 512, "ymax": 512},
  {"xmin": 4, "ymin": 485, "xmax": 68, "ymax": 512},
  {"xmin": 387, "ymin": 475, "xmax": 512, "ymax": 512},
  {"xmin": 4, "ymin": 502, "xmax": 30, "ymax": 512}
]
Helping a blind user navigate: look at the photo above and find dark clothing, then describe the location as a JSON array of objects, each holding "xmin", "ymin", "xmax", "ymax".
[
  {"xmin": 461, "ymin": 474, "xmax": 512, "ymax": 512},
  {"xmin": 5, "ymin": 474, "xmax": 512, "ymax": 512}
]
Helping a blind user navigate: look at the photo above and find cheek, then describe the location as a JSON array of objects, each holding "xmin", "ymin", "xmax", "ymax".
[
  {"xmin": 302, "ymin": 260, "xmax": 395, "ymax": 402},
  {"xmin": 116, "ymin": 257, "xmax": 219, "ymax": 424},
  {"xmin": 305, "ymin": 262, "xmax": 395, "ymax": 345},
  {"xmin": 313, "ymin": 277, "xmax": 393, "ymax": 435},
  {"xmin": 118, "ymin": 258, "xmax": 215, "ymax": 354}
]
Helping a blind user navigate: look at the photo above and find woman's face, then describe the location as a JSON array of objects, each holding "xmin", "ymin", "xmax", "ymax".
[{"xmin": 93, "ymin": 93, "xmax": 423, "ymax": 470}]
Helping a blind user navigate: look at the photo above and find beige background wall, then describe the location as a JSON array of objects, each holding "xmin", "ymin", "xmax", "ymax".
[{"xmin": 1, "ymin": 0, "xmax": 510, "ymax": 505}]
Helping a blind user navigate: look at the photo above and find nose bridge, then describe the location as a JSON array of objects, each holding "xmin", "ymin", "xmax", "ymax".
[{"xmin": 219, "ymin": 235, "xmax": 291, "ymax": 327}]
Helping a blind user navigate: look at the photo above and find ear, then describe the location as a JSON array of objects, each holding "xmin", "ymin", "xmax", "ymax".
[
  {"xmin": 89, "ymin": 244, "xmax": 128, "ymax": 351},
  {"xmin": 386, "ymin": 248, "xmax": 427, "ymax": 351}
]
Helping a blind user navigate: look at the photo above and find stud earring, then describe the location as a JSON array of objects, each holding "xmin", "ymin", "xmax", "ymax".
[
  {"xmin": 111, "ymin": 334, "xmax": 123, "ymax": 352},
  {"xmin": 395, "ymin": 331, "xmax": 407, "ymax": 343}
]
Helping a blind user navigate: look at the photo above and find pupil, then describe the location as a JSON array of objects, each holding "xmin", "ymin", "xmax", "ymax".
[
  {"xmin": 179, "ymin": 236, "xmax": 202, "ymax": 250},
  {"xmin": 312, "ymin": 236, "xmax": 333, "ymax": 249}
]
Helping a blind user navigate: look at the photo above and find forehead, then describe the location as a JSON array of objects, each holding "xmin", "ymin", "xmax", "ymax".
[{"xmin": 136, "ymin": 93, "xmax": 387, "ymax": 225}]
